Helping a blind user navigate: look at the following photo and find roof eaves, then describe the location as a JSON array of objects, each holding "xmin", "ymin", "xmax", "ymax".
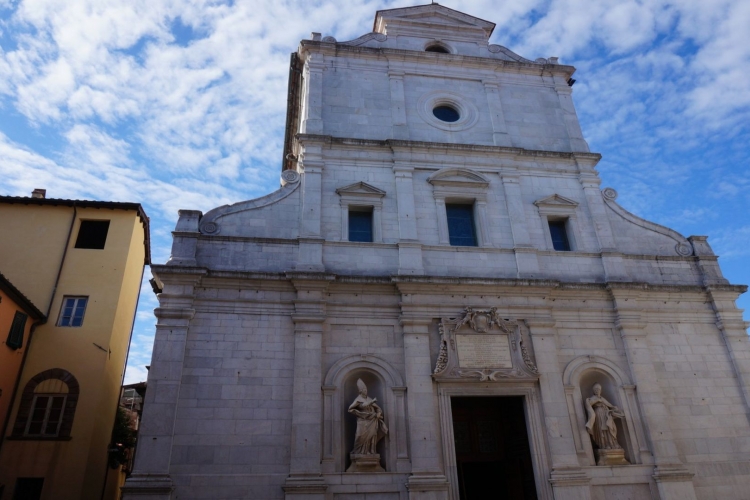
[{"xmin": 0, "ymin": 272, "xmax": 46, "ymax": 321}]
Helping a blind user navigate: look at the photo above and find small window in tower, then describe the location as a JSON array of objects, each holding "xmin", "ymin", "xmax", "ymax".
[
  {"xmin": 58, "ymin": 297, "xmax": 88, "ymax": 327},
  {"xmin": 74, "ymin": 220, "xmax": 110, "ymax": 249},
  {"xmin": 425, "ymin": 44, "xmax": 450, "ymax": 53},
  {"xmin": 446, "ymin": 203, "xmax": 477, "ymax": 247},
  {"xmin": 433, "ymin": 105, "xmax": 460, "ymax": 123},
  {"xmin": 348, "ymin": 207, "xmax": 373, "ymax": 242},
  {"xmin": 548, "ymin": 220, "xmax": 571, "ymax": 251}
]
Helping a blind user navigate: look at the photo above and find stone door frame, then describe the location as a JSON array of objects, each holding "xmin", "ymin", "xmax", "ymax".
[{"xmin": 436, "ymin": 382, "xmax": 553, "ymax": 500}]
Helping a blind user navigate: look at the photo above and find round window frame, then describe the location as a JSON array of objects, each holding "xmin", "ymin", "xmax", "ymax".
[
  {"xmin": 417, "ymin": 91, "xmax": 479, "ymax": 132},
  {"xmin": 423, "ymin": 40, "xmax": 454, "ymax": 54}
]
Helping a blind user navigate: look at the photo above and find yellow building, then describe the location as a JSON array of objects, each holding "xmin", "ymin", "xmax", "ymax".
[
  {"xmin": 0, "ymin": 190, "xmax": 150, "ymax": 500},
  {"xmin": 0, "ymin": 273, "xmax": 46, "ymax": 444}
]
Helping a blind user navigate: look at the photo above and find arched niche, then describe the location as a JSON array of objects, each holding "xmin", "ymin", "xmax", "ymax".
[
  {"xmin": 562, "ymin": 355, "xmax": 651, "ymax": 466},
  {"xmin": 322, "ymin": 354, "xmax": 409, "ymax": 474}
]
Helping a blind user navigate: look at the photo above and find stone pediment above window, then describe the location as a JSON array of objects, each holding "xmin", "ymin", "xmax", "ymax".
[
  {"xmin": 533, "ymin": 194, "xmax": 578, "ymax": 212},
  {"xmin": 427, "ymin": 167, "xmax": 490, "ymax": 190},
  {"xmin": 335, "ymin": 182, "xmax": 386, "ymax": 199}
]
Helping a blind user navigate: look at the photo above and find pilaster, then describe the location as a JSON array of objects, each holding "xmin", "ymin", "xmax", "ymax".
[
  {"xmin": 284, "ymin": 274, "xmax": 334, "ymax": 499},
  {"xmin": 399, "ymin": 316, "xmax": 449, "ymax": 499},
  {"xmin": 298, "ymin": 151, "xmax": 325, "ymax": 272},
  {"xmin": 526, "ymin": 317, "xmax": 591, "ymax": 500},
  {"xmin": 577, "ymin": 174, "xmax": 627, "ymax": 281},
  {"xmin": 166, "ymin": 210, "xmax": 202, "ymax": 267},
  {"xmin": 705, "ymin": 285, "xmax": 750, "ymax": 423},
  {"xmin": 482, "ymin": 80, "xmax": 512, "ymax": 147},
  {"xmin": 500, "ymin": 171, "xmax": 539, "ymax": 278},
  {"xmin": 121, "ymin": 269, "xmax": 205, "ymax": 499},
  {"xmin": 609, "ymin": 286, "xmax": 697, "ymax": 500},
  {"xmin": 555, "ymin": 84, "xmax": 589, "ymax": 152},
  {"xmin": 389, "ymin": 70, "xmax": 409, "ymax": 140},
  {"xmin": 393, "ymin": 163, "xmax": 424, "ymax": 275},
  {"xmin": 301, "ymin": 53, "xmax": 324, "ymax": 134}
]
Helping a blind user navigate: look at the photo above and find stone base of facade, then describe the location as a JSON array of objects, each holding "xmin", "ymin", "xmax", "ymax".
[
  {"xmin": 120, "ymin": 473, "xmax": 174, "ymax": 499},
  {"xmin": 347, "ymin": 454, "xmax": 385, "ymax": 472},
  {"xmin": 595, "ymin": 449, "xmax": 629, "ymax": 466}
]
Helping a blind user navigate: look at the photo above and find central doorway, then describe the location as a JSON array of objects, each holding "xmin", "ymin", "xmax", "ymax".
[{"xmin": 450, "ymin": 396, "xmax": 537, "ymax": 500}]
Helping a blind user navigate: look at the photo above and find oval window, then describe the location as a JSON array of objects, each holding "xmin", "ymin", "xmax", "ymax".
[{"xmin": 433, "ymin": 105, "xmax": 460, "ymax": 123}]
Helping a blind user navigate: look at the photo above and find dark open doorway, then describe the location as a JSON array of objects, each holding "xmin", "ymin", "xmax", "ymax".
[{"xmin": 451, "ymin": 396, "xmax": 537, "ymax": 500}]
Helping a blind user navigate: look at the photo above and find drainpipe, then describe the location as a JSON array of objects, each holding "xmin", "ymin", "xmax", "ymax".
[{"xmin": 0, "ymin": 203, "xmax": 76, "ymax": 453}]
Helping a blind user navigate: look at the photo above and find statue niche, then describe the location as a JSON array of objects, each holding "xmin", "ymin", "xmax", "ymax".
[
  {"xmin": 585, "ymin": 382, "xmax": 629, "ymax": 466},
  {"xmin": 346, "ymin": 378, "xmax": 388, "ymax": 472}
]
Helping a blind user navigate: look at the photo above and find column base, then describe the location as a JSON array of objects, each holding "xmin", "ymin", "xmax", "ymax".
[
  {"xmin": 406, "ymin": 474, "xmax": 449, "ymax": 500},
  {"xmin": 653, "ymin": 465, "xmax": 697, "ymax": 500},
  {"xmin": 283, "ymin": 475, "xmax": 327, "ymax": 500},
  {"xmin": 120, "ymin": 473, "xmax": 173, "ymax": 499},
  {"xmin": 549, "ymin": 467, "xmax": 591, "ymax": 500}
]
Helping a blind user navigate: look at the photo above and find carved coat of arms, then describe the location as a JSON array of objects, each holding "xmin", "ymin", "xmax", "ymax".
[{"xmin": 433, "ymin": 307, "xmax": 538, "ymax": 382}]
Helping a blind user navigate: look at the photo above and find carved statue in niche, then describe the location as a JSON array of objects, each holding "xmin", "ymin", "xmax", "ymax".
[
  {"xmin": 585, "ymin": 383, "xmax": 629, "ymax": 465},
  {"xmin": 346, "ymin": 379, "xmax": 388, "ymax": 472}
]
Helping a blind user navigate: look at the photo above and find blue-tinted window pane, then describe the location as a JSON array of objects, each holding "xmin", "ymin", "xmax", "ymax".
[
  {"xmin": 548, "ymin": 220, "xmax": 571, "ymax": 251},
  {"xmin": 446, "ymin": 204, "xmax": 477, "ymax": 247},
  {"xmin": 433, "ymin": 106, "xmax": 460, "ymax": 122},
  {"xmin": 348, "ymin": 210, "xmax": 373, "ymax": 242},
  {"xmin": 59, "ymin": 297, "xmax": 87, "ymax": 327}
]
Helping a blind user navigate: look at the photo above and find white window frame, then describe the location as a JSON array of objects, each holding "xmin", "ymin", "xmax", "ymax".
[
  {"xmin": 335, "ymin": 182, "xmax": 386, "ymax": 243},
  {"xmin": 427, "ymin": 167, "xmax": 491, "ymax": 248},
  {"xmin": 24, "ymin": 394, "xmax": 67, "ymax": 437},
  {"xmin": 533, "ymin": 194, "xmax": 581, "ymax": 252},
  {"xmin": 57, "ymin": 296, "xmax": 88, "ymax": 327}
]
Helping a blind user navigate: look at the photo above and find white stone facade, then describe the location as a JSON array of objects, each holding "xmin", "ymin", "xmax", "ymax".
[{"xmin": 123, "ymin": 5, "xmax": 750, "ymax": 500}]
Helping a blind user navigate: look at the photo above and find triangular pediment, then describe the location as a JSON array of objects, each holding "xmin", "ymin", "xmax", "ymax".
[
  {"xmin": 336, "ymin": 181, "xmax": 386, "ymax": 197},
  {"xmin": 534, "ymin": 194, "xmax": 579, "ymax": 207},
  {"xmin": 374, "ymin": 4, "xmax": 495, "ymax": 39},
  {"xmin": 428, "ymin": 167, "xmax": 490, "ymax": 188}
]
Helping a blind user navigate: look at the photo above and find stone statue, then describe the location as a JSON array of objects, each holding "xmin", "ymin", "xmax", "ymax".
[
  {"xmin": 347, "ymin": 379, "xmax": 388, "ymax": 472},
  {"xmin": 585, "ymin": 383, "xmax": 629, "ymax": 465}
]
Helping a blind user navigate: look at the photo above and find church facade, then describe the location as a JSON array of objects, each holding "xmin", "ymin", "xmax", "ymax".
[{"xmin": 123, "ymin": 5, "xmax": 750, "ymax": 500}]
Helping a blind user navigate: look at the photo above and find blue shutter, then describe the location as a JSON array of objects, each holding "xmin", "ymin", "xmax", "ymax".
[{"xmin": 446, "ymin": 204, "xmax": 477, "ymax": 247}]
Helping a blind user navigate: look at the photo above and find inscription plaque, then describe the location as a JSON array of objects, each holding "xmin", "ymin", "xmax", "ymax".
[{"xmin": 455, "ymin": 334, "xmax": 513, "ymax": 369}]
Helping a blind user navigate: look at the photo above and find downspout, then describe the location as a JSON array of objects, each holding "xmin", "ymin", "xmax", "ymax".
[
  {"xmin": 0, "ymin": 203, "xmax": 76, "ymax": 453},
  {"xmin": 99, "ymin": 264, "xmax": 147, "ymax": 500}
]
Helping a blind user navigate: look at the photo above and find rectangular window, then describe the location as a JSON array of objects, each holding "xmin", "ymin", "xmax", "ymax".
[
  {"xmin": 58, "ymin": 297, "xmax": 88, "ymax": 327},
  {"xmin": 348, "ymin": 208, "xmax": 373, "ymax": 243},
  {"xmin": 74, "ymin": 220, "xmax": 110, "ymax": 249},
  {"xmin": 25, "ymin": 395, "xmax": 66, "ymax": 437},
  {"xmin": 446, "ymin": 203, "xmax": 477, "ymax": 247},
  {"xmin": 6, "ymin": 311, "xmax": 28, "ymax": 350},
  {"xmin": 12, "ymin": 478, "xmax": 44, "ymax": 500},
  {"xmin": 548, "ymin": 220, "xmax": 571, "ymax": 251}
]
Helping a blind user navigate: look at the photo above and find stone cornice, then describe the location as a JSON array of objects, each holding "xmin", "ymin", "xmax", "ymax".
[
  {"xmin": 299, "ymin": 40, "xmax": 575, "ymax": 79},
  {"xmin": 298, "ymin": 134, "xmax": 601, "ymax": 163}
]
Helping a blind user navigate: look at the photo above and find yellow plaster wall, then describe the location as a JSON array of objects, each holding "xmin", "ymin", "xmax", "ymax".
[{"xmin": 0, "ymin": 204, "xmax": 146, "ymax": 500}]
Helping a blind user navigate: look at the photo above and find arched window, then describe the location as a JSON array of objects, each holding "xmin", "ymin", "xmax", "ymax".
[{"xmin": 12, "ymin": 369, "xmax": 79, "ymax": 439}]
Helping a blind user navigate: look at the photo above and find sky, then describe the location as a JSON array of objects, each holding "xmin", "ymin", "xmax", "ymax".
[{"xmin": 0, "ymin": 0, "xmax": 748, "ymax": 384}]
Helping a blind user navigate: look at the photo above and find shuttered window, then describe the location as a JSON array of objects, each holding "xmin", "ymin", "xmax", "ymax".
[
  {"xmin": 348, "ymin": 209, "xmax": 373, "ymax": 243},
  {"xmin": 6, "ymin": 311, "xmax": 28, "ymax": 350},
  {"xmin": 446, "ymin": 204, "xmax": 477, "ymax": 247}
]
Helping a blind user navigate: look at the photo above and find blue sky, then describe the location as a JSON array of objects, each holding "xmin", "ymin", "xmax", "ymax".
[{"xmin": 0, "ymin": 0, "xmax": 748, "ymax": 384}]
